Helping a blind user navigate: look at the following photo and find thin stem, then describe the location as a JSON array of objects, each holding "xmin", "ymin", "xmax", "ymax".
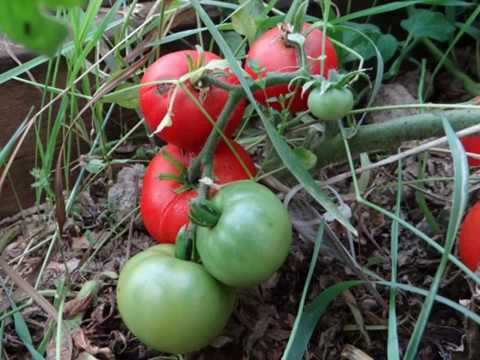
[
  {"xmin": 201, "ymin": 75, "xmax": 237, "ymax": 91},
  {"xmin": 187, "ymin": 70, "xmax": 306, "ymax": 183},
  {"xmin": 422, "ymin": 38, "xmax": 480, "ymax": 96}
]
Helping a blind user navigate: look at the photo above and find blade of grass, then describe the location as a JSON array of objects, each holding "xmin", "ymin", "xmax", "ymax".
[
  {"xmin": 430, "ymin": 4, "xmax": 480, "ymax": 82},
  {"xmin": 0, "ymin": 280, "xmax": 44, "ymax": 360},
  {"xmin": 338, "ymin": 121, "xmax": 480, "ymax": 286},
  {"xmin": 388, "ymin": 157, "xmax": 402, "ymax": 360},
  {"xmin": 282, "ymin": 222, "xmax": 325, "ymax": 360},
  {"xmin": 415, "ymin": 153, "xmax": 441, "ymax": 233},
  {"xmin": 282, "ymin": 280, "xmax": 365, "ymax": 359},
  {"xmin": 280, "ymin": 277, "xmax": 480, "ymax": 359},
  {"xmin": 0, "ymin": 109, "xmax": 32, "ymax": 166},
  {"xmin": 403, "ymin": 115, "xmax": 469, "ymax": 360},
  {"xmin": 333, "ymin": 0, "xmax": 473, "ymax": 24}
]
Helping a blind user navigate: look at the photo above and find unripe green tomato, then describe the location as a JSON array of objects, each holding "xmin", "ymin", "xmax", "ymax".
[
  {"xmin": 196, "ymin": 181, "xmax": 292, "ymax": 288},
  {"xmin": 116, "ymin": 244, "xmax": 236, "ymax": 354},
  {"xmin": 307, "ymin": 87, "xmax": 354, "ymax": 121}
]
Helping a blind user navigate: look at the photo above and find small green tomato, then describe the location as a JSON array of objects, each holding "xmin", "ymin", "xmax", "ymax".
[{"xmin": 307, "ymin": 87, "xmax": 354, "ymax": 121}]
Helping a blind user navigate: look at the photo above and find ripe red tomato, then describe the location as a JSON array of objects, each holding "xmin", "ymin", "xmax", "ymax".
[
  {"xmin": 460, "ymin": 136, "xmax": 480, "ymax": 167},
  {"xmin": 459, "ymin": 202, "xmax": 480, "ymax": 272},
  {"xmin": 244, "ymin": 24, "xmax": 338, "ymax": 113},
  {"xmin": 140, "ymin": 141, "xmax": 256, "ymax": 244},
  {"xmin": 140, "ymin": 50, "xmax": 245, "ymax": 152}
]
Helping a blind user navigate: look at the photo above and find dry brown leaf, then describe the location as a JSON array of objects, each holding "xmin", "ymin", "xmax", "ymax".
[
  {"xmin": 341, "ymin": 344, "xmax": 374, "ymax": 360},
  {"xmin": 72, "ymin": 328, "xmax": 113, "ymax": 360},
  {"xmin": 63, "ymin": 294, "xmax": 94, "ymax": 319}
]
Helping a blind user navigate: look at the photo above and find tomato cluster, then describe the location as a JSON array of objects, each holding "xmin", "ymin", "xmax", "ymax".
[{"xmin": 117, "ymin": 23, "xmax": 338, "ymax": 355}]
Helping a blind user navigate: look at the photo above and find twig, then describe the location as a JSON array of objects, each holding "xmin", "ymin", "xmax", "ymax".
[{"xmin": 0, "ymin": 256, "xmax": 58, "ymax": 319}]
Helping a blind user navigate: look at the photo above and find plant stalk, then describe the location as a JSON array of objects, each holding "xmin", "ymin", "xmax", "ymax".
[
  {"xmin": 314, "ymin": 109, "xmax": 480, "ymax": 167},
  {"xmin": 422, "ymin": 38, "xmax": 480, "ymax": 96}
]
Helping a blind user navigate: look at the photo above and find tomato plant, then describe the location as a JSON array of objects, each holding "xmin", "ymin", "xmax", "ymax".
[
  {"xmin": 140, "ymin": 142, "xmax": 256, "ymax": 244},
  {"xmin": 244, "ymin": 24, "xmax": 338, "ymax": 113},
  {"xmin": 195, "ymin": 181, "xmax": 292, "ymax": 288},
  {"xmin": 307, "ymin": 87, "xmax": 354, "ymax": 121},
  {"xmin": 117, "ymin": 244, "xmax": 236, "ymax": 354},
  {"xmin": 460, "ymin": 136, "xmax": 480, "ymax": 167},
  {"xmin": 459, "ymin": 202, "xmax": 480, "ymax": 272},
  {"xmin": 140, "ymin": 50, "xmax": 245, "ymax": 152}
]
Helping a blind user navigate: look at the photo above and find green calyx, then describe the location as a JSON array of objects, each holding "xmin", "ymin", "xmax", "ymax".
[{"xmin": 189, "ymin": 198, "xmax": 222, "ymax": 228}]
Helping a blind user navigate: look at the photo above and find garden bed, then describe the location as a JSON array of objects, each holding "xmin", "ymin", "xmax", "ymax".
[{"xmin": 1, "ymin": 1, "xmax": 480, "ymax": 360}]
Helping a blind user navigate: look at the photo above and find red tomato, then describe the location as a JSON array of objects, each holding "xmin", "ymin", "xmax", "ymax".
[
  {"xmin": 244, "ymin": 24, "xmax": 338, "ymax": 113},
  {"xmin": 140, "ymin": 141, "xmax": 256, "ymax": 244},
  {"xmin": 459, "ymin": 202, "xmax": 480, "ymax": 271},
  {"xmin": 460, "ymin": 136, "xmax": 480, "ymax": 167},
  {"xmin": 140, "ymin": 50, "xmax": 245, "ymax": 152}
]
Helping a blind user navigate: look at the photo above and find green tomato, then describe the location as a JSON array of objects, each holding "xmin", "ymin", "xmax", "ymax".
[
  {"xmin": 196, "ymin": 181, "xmax": 292, "ymax": 288},
  {"xmin": 307, "ymin": 87, "xmax": 354, "ymax": 121},
  {"xmin": 116, "ymin": 244, "xmax": 236, "ymax": 354}
]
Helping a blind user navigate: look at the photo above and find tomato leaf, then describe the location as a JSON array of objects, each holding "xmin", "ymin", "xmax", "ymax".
[
  {"xmin": 401, "ymin": 9, "xmax": 456, "ymax": 42},
  {"xmin": 293, "ymin": 147, "xmax": 317, "ymax": 170},
  {"xmin": 102, "ymin": 83, "xmax": 139, "ymax": 110},
  {"xmin": 231, "ymin": 0, "xmax": 263, "ymax": 43},
  {"xmin": 221, "ymin": 31, "xmax": 246, "ymax": 58},
  {"xmin": 336, "ymin": 22, "xmax": 399, "ymax": 63},
  {"xmin": 0, "ymin": 0, "xmax": 84, "ymax": 56},
  {"xmin": 85, "ymin": 158, "xmax": 105, "ymax": 174}
]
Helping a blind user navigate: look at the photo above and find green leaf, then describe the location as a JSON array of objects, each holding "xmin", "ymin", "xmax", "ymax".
[
  {"xmin": 401, "ymin": 9, "xmax": 456, "ymax": 42},
  {"xmin": 41, "ymin": 0, "xmax": 84, "ymax": 6},
  {"xmin": 338, "ymin": 23, "xmax": 399, "ymax": 63},
  {"xmin": 0, "ymin": 0, "xmax": 83, "ymax": 56},
  {"xmin": 292, "ymin": 1, "xmax": 308, "ymax": 33},
  {"xmin": 221, "ymin": 31, "xmax": 246, "ymax": 58},
  {"xmin": 85, "ymin": 158, "xmax": 105, "ymax": 174},
  {"xmin": 231, "ymin": 0, "xmax": 263, "ymax": 43},
  {"xmin": 102, "ymin": 83, "xmax": 139, "ymax": 109},
  {"xmin": 293, "ymin": 147, "xmax": 317, "ymax": 170}
]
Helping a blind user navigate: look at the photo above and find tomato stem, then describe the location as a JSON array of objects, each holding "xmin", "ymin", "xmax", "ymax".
[
  {"xmin": 202, "ymin": 75, "xmax": 238, "ymax": 91},
  {"xmin": 313, "ymin": 109, "xmax": 480, "ymax": 167},
  {"xmin": 183, "ymin": 69, "xmax": 308, "ymax": 260}
]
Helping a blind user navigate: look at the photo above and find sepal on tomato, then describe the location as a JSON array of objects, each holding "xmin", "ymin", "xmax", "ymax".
[
  {"xmin": 189, "ymin": 198, "xmax": 222, "ymax": 228},
  {"xmin": 174, "ymin": 225, "xmax": 188, "ymax": 260}
]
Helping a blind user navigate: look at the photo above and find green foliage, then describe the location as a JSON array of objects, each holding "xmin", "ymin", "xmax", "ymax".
[
  {"xmin": 293, "ymin": 147, "xmax": 317, "ymax": 170},
  {"xmin": 0, "ymin": 0, "xmax": 84, "ymax": 56},
  {"xmin": 401, "ymin": 9, "xmax": 456, "ymax": 41},
  {"xmin": 231, "ymin": 0, "xmax": 263, "ymax": 43},
  {"xmin": 337, "ymin": 23, "xmax": 399, "ymax": 63}
]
